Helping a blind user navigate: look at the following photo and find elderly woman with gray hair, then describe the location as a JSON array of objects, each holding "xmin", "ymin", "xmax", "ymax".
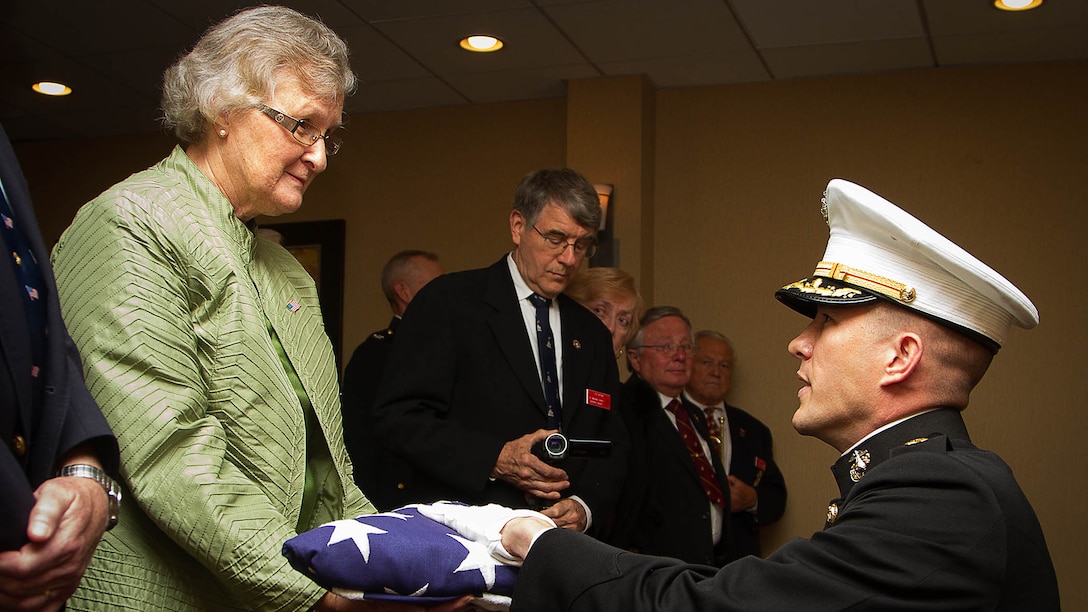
[{"xmin": 51, "ymin": 6, "xmax": 469, "ymax": 612}]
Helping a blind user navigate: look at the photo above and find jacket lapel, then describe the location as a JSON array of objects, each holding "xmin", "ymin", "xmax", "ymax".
[
  {"xmin": 484, "ymin": 259, "xmax": 548, "ymax": 415},
  {"xmin": 557, "ymin": 295, "xmax": 592, "ymax": 429},
  {"xmin": 648, "ymin": 397, "xmax": 703, "ymax": 485}
]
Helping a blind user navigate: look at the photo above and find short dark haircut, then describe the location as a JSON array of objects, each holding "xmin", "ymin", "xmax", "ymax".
[
  {"xmin": 380, "ymin": 250, "xmax": 439, "ymax": 306},
  {"xmin": 512, "ymin": 168, "xmax": 602, "ymax": 231}
]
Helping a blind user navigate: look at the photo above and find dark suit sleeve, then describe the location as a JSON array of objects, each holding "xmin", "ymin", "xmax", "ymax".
[
  {"xmin": 0, "ymin": 121, "xmax": 118, "ymax": 549},
  {"xmin": 340, "ymin": 333, "xmax": 389, "ymax": 493},
  {"xmin": 370, "ymin": 275, "xmax": 508, "ymax": 498},
  {"xmin": 512, "ymin": 449, "xmax": 1019, "ymax": 611},
  {"xmin": 729, "ymin": 408, "xmax": 786, "ymax": 526},
  {"xmin": 53, "ymin": 332, "xmax": 120, "ymax": 477}
]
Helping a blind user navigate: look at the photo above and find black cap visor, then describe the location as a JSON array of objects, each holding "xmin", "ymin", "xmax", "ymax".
[{"xmin": 775, "ymin": 276, "xmax": 879, "ymax": 318}]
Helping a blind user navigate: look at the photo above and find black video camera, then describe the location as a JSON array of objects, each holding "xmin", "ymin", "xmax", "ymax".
[{"xmin": 533, "ymin": 432, "xmax": 612, "ymax": 464}]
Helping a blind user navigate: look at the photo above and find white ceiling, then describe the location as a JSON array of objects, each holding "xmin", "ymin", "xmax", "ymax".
[{"xmin": 1, "ymin": 0, "xmax": 1085, "ymax": 143}]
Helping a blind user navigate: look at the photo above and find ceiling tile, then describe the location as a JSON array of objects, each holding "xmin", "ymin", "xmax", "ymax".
[
  {"xmin": 447, "ymin": 63, "xmax": 601, "ymax": 103},
  {"xmin": 935, "ymin": 27, "xmax": 1088, "ymax": 66},
  {"xmin": 85, "ymin": 47, "xmax": 183, "ymax": 100},
  {"xmin": 336, "ymin": 24, "xmax": 434, "ymax": 82},
  {"xmin": 0, "ymin": 24, "xmax": 66, "ymax": 66},
  {"xmin": 0, "ymin": 57, "xmax": 150, "ymax": 115},
  {"xmin": 372, "ymin": 8, "xmax": 586, "ymax": 74},
  {"xmin": 348, "ymin": 77, "xmax": 468, "ymax": 114},
  {"xmin": 762, "ymin": 38, "xmax": 934, "ymax": 81},
  {"xmin": 4, "ymin": 0, "xmax": 195, "ymax": 56},
  {"xmin": 147, "ymin": 0, "xmax": 364, "ymax": 32},
  {"xmin": 340, "ymin": 0, "xmax": 532, "ymax": 22},
  {"xmin": 923, "ymin": 0, "xmax": 1088, "ymax": 35},
  {"xmin": 730, "ymin": 0, "xmax": 924, "ymax": 48},
  {"xmin": 599, "ymin": 50, "xmax": 770, "ymax": 88},
  {"xmin": 545, "ymin": 0, "xmax": 753, "ymax": 62}
]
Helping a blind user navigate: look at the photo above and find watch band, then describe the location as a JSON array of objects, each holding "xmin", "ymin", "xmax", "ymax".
[{"xmin": 56, "ymin": 463, "xmax": 121, "ymax": 530}]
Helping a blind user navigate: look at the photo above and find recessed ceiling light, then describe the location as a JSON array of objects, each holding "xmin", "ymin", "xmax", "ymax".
[
  {"xmin": 994, "ymin": 0, "xmax": 1043, "ymax": 11},
  {"xmin": 32, "ymin": 81, "xmax": 72, "ymax": 96},
  {"xmin": 459, "ymin": 35, "xmax": 504, "ymax": 53}
]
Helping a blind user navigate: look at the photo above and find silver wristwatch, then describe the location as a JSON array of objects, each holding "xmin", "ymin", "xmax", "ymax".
[{"xmin": 57, "ymin": 464, "xmax": 121, "ymax": 530}]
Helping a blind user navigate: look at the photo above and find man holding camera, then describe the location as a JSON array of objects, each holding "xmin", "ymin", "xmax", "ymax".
[
  {"xmin": 607, "ymin": 306, "xmax": 732, "ymax": 566},
  {"xmin": 372, "ymin": 168, "xmax": 626, "ymax": 533}
]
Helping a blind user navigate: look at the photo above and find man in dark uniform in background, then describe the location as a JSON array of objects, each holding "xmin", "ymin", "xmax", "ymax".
[
  {"xmin": 684, "ymin": 330, "xmax": 787, "ymax": 560},
  {"xmin": 430, "ymin": 178, "xmax": 1060, "ymax": 610},
  {"xmin": 341, "ymin": 250, "xmax": 442, "ymax": 510},
  {"xmin": 0, "ymin": 122, "xmax": 121, "ymax": 608}
]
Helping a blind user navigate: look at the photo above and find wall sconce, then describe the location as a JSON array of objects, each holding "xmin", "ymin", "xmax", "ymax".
[
  {"xmin": 594, "ymin": 184, "xmax": 612, "ymax": 231},
  {"xmin": 592, "ymin": 183, "xmax": 615, "ymax": 267}
]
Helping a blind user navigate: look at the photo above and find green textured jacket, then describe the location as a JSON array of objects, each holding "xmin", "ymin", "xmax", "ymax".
[{"xmin": 52, "ymin": 146, "xmax": 375, "ymax": 611}]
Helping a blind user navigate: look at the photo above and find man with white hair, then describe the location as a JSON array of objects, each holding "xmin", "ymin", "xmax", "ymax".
[{"xmin": 424, "ymin": 178, "xmax": 1060, "ymax": 610}]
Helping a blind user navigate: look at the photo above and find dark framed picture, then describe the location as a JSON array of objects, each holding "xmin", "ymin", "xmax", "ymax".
[{"xmin": 259, "ymin": 219, "xmax": 346, "ymax": 370}]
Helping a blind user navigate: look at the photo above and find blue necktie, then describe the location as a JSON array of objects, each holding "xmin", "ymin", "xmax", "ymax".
[
  {"xmin": 529, "ymin": 293, "xmax": 562, "ymax": 430},
  {"xmin": 0, "ymin": 182, "xmax": 48, "ymax": 407}
]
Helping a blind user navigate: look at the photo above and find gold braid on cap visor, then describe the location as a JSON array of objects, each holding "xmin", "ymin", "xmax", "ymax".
[{"xmin": 814, "ymin": 261, "xmax": 917, "ymax": 303}]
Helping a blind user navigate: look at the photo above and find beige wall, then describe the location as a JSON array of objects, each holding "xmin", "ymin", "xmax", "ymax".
[{"xmin": 15, "ymin": 58, "xmax": 1086, "ymax": 609}]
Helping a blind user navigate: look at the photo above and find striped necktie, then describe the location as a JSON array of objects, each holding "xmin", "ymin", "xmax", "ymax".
[
  {"xmin": 666, "ymin": 399, "xmax": 726, "ymax": 506},
  {"xmin": 529, "ymin": 293, "xmax": 562, "ymax": 430}
]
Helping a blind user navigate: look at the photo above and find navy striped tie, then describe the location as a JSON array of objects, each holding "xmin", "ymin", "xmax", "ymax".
[{"xmin": 529, "ymin": 293, "xmax": 562, "ymax": 431}]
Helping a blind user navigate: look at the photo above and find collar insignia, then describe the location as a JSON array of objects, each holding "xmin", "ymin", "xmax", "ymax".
[{"xmin": 849, "ymin": 449, "xmax": 870, "ymax": 483}]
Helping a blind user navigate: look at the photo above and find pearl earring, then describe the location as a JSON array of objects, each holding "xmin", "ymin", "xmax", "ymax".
[{"xmin": 218, "ymin": 129, "xmax": 227, "ymax": 138}]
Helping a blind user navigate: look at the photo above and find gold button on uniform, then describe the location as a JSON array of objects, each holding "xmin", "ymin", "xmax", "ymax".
[{"xmin": 11, "ymin": 435, "xmax": 26, "ymax": 457}]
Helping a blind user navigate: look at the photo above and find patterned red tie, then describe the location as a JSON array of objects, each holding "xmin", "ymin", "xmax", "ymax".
[
  {"xmin": 703, "ymin": 406, "xmax": 723, "ymax": 456},
  {"xmin": 666, "ymin": 399, "xmax": 726, "ymax": 506}
]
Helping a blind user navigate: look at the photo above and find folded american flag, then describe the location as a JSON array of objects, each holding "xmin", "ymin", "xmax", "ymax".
[{"xmin": 283, "ymin": 504, "xmax": 517, "ymax": 609}]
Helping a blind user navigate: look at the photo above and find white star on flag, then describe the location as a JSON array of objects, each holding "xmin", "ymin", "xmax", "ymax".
[
  {"xmin": 325, "ymin": 511, "xmax": 408, "ymax": 562},
  {"xmin": 448, "ymin": 533, "xmax": 500, "ymax": 590}
]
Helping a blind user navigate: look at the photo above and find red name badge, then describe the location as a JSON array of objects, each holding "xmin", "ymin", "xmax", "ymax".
[{"xmin": 585, "ymin": 389, "xmax": 611, "ymax": 410}]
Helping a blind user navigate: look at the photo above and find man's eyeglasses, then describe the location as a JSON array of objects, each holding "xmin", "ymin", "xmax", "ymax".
[
  {"xmin": 633, "ymin": 343, "xmax": 694, "ymax": 358},
  {"xmin": 257, "ymin": 104, "xmax": 343, "ymax": 156},
  {"xmin": 532, "ymin": 225, "xmax": 598, "ymax": 258}
]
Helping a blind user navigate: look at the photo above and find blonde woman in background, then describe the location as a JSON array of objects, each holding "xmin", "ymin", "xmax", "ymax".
[{"xmin": 565, "ymin": 267, "xmax": 643, "ymax": 357}]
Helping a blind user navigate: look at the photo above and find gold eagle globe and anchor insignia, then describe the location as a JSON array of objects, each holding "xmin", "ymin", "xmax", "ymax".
[
  {"xmin": 849, "ymin": 449, "xmax": 871, "ymax": 483},
  {"xmin": 826, "ymin": 502, "xmax": 839, "ymax": 526}
]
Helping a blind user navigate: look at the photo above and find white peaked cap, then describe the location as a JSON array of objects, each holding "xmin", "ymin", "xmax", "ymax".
[{"xmin": 775, "ymin": 179, "xmax": 1038, "ymax": 352}]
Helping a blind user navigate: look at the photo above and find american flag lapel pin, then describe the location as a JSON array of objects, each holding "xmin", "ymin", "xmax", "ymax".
[{"xmin": 287, "ymin": 300, "xmax": 301, "ymax": 313}]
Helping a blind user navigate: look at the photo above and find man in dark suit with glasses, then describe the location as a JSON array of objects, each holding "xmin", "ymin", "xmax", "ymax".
[{"xmin": 372, "ymin": 168, "xmax": 626, "ymax": 535}]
